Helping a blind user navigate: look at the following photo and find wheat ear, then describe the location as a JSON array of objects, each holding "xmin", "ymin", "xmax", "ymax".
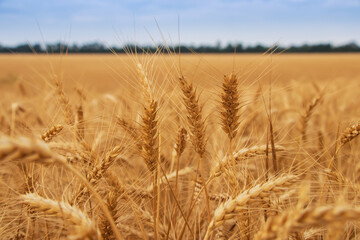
[
  {"xmin": 72, "ymin": 145, "xmax": 124, "ymax": 204},
  {"xmin": 204, "ymin": 174, "xmax": 298, "ymax": 240},
  {"xmin": 87, "ymin": 145, "xmax": 123, "ymax": 185},
  {"xmin": 101, "ymin": 191, "xmax": 120, "ymax": 240},
  {"xmin": 220, "ymin": 73, "xmax": 242, "ymax": 191},
  {"xmin": 213, "ymin": 145, "xmax": 285, "ymax": 178},
  {"xmin": 137, "ymin": 63, "xmax": 160, "ymax": 239},
  {"xmin": 328, "ymin": 121, "xmax": 360, "ymax": 169},
  {"xmin": 178, "ymin": 76, "xmax": 206, "ymax": 158},
  {"xmin": 220, "ymin": 73, "xmax": 241, "ymax": 141},
  {"xmin": 0, "ymin": 136, "xmax": 54, "ymax": 164},
  {"xmin": 174, "ymin": 127, "xmax": 187, "ymax": 195},
  {"xmin": 54, "ymin": 76, "xmax": 74, "ymax": 125},
  {"xmin": 141, "ymin": 100, "xmax": 159, "ymax": 172},
  {"xmin": 339, "ymin": 122, "xmax": 360, "ymax": 147},
  {"xmin": 178, "ymin": 75, "xmax": 211, "ymax": 220},
  {"xmin": 76, "ymin": 105, "xmax": 85, "ymax": 140},
  {"xmin": 300, "ymin": 95, "xmax": 322, "ymax": 143},
  {"xmin": 255, "ymin": 205, "xmax": 360, "ymax": 240},
  {"xmin": 21, "ymin": 193, "xmax": 101, "ymax": 240},
  {"xmin": 41, "ymin": 124, "xmax": 64, "ymax": 142},
  {"xmin": 175, "ymin": 127, "xmax": 187, "ymax": 157}
]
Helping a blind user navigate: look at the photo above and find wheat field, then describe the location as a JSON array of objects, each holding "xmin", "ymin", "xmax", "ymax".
[{"xmin": 1, "ymin": 52, "xmax": 360, "ymax": 239}]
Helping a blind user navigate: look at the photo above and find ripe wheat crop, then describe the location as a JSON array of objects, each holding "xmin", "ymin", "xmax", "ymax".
[{"xmin": 0, "ymin": 51, "xmax": 360, "ymax": 239}]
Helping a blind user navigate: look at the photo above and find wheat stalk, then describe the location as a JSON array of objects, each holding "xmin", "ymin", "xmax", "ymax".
[{"xmin": 145, "ymin": 166, "xmax": 193, "ymax": 192}]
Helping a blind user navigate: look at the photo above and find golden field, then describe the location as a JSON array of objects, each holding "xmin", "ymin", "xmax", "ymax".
[
  {"xmin": 1, "ymin": 53, "xmax": 360, "ymax": 240},
  {"xmin": 1, "ymin": 54, "xmax": 360, "ymax": 92}
]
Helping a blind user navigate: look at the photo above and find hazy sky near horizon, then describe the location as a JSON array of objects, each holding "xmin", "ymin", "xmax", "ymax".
[{"xmin": 1, "ymin": 0, "xmax": 359, "ymax": 46}]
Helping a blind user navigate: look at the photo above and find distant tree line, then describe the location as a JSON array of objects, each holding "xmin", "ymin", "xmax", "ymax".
[{"xmin": 0, "ymin": 42, "xmax": 359, "ymax": 53}]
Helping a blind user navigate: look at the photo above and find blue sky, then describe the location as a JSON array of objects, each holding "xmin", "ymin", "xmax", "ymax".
[{"xmin": 1, "ymin": 0, "xmax": 359, "ymax": 46}]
